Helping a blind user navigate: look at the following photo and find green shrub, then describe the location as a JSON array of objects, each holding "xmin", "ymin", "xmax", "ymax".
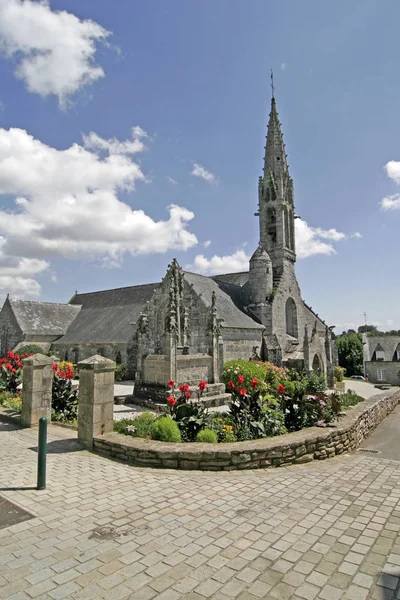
[
  {"xmin": 14, "ymin": 344, "xmax": 47, "ymax": 356},
  {"xmin": 114, "ymin": 413, "xmax": 156, "ymax": 437},
  {"xmin": 151, "ymin": 416, "xmax": 181, "ymax": 442},
  {"xmin": 222, "ymin": 360, "xmax": 288, "ymax": 392},
  {"xmin": 196, "ymin": 428, "xmax": 218, "ymax": 443},
  {"xmin": 334, "ymin": 366, "xmax": 345, "ymax": 382},
  {"xmin": 115, "ymin": 364, "xmax": 126, "ymax": 382},
  {"xmin": 336, "ymin": 390, "xmax": 364, "ymax": 409},
  {"xmin": 304, "ymin": 372, "xmax": 327, "ymax": 394},
  {"xmin": 0, "ymin": 390, "xmax": 21, "ymax": 410}
]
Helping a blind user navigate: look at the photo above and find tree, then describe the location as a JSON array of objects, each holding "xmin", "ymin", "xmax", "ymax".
[
  {"xmin": 358, "ymin": 325, "xmax": 378, "ymax": 334},
  {"xmin": 336, "ymin": 332, "xmax": 363, "ymax": 377}
]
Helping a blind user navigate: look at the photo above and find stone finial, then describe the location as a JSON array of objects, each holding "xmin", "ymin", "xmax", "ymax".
[{"xmin": 78, "ymin": 355, "xmax": 115, "ymax": 370}]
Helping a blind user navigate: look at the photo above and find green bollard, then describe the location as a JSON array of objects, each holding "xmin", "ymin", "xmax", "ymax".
[{"xmin": 37, "ymin": 417, "xmax": 47, "ymax": 490}]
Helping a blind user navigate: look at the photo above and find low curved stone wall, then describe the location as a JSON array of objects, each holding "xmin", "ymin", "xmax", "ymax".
[{"xmin": 93, "ymin": 389, "xmax": 400, "ymax": 471}]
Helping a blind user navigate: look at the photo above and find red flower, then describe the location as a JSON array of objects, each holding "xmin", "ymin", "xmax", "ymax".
[
  {"xmin": 179, "ymin": 383, "xmax": 190, "ymax": 393},
  {"xmin": 239, "ymin": 388, "xmax": 247, "ymax": 396},
  {"xmin": 167, "ymin": 395, "xmax": 176, "ymax": 407},
  {"xmin": 198, "ymin": 380, "xmax": 207, "ymax": 391},
  {"xmin": 5, "ymin": 363, "xmax": 12, "ymax": 370},
  {"xmin": 7, "ymin": 351, "xmax": 14, "ymax": 359},
  {"xmin": 227, "ymin": 381, "xmax": 235, "ymax": 390},
  {"xmin": 52, "ymin": 363, "xmax": 58, "ymax": 372},
  {"xmin": 251, "ymin": 378, "xmax": 259, "ymax": 389},
  {"xmin": 237, "ymin": 375, "xmax": 245, "ymax": 385},
  {"xmin": 278, "ymin": 384, "xmax": 286, "ymax": 393},
  {"xmin": 185, "ymin": 391, "xmax": 191, "ymax": 399},
  {"xmin": 167, "ymin": 380, "xmax": 175, "ymax": 388},
  {"xmin": 12, "ymin": 368, "xmax": 16, "ymax": 373}
]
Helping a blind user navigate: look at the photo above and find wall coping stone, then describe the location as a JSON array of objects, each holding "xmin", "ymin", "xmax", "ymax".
[
  {"xmin": 22, "ymin": 353, "xmax": 53, "ymax": 367},
  {"xmin": 93, "ymin": 388, "xmax": 400, "ymax": 470}
]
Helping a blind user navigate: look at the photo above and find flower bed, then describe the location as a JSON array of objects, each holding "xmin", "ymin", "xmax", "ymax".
[
  {"xmin": 113, "ymin": 363, "xmax": 362, "ymax": 444},
  {"xmin": 93, "ymin": 388, "xmax": 400, "ymax": 470}
]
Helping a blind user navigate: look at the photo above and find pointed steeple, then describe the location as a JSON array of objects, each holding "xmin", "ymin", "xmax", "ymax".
[
  {"xmin": 264, "ymin": 97, "xmax": 289, "ymax": 177},
  {"xmin": 256, "ymin": 81, "xmax": 296, "ymax": 274}
]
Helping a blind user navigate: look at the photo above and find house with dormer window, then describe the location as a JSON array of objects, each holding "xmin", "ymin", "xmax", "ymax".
[{"xmin": 363, "ymin": 336, "xmax": 400, "ymax": 385}]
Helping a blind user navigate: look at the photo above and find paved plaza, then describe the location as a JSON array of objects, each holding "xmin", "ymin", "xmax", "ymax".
[{"xmin": 1, "ymin": 413, "xmax": 400, "ymax": 600}]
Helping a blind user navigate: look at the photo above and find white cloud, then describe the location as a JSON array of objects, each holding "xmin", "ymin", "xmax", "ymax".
[
  {"xmin": 203, "ymin": 240, "xmax": 211, "ymax": 248},
  {"xmin": 166, "ymin": 176, "xmax": 178, "ymax": 185},
  {"xmin": 351, "ymin": 232, "xmax": 362, "ymax": 239},
  {"xmin": 281, "ymin": 63, "xmax": 287, "ymax": 71},
  {"xmin": 189, "ymin": 219, "xmax": 358, "ymax": 275},
  {"xmin": 0, "ymin": 0, "xmax": 110, "ymax": 108},
  {"xmin": 381, "ymin": 160, "xmax": 400, "ymax": 210},
  {"xmin": 188, "ymin": 250, "xmax": 250, "ymax": 275},
  {"xmin": 381, "ymin": 194, "xmax": 400, "ymax": 211},
  {"xmin": 313, "ymin": 227, "xmax": 346, "ymax": 242},
  {"xmin": 0, "ymin": 236, "xmax": 49, "ymax": 298},
  {"xmin": 295, "ymin": 220, "xmax": 341, "ymax": 258},
  {"xmin": 191, "ymin": 162, "xmax": 215, "ymax": 183},
  {"xmin": 0, "ymin": 126, "xmax": 198, "ymax": 297}
]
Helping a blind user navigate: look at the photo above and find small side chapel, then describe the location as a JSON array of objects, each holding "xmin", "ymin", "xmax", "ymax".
[{"xmin": 0, "ymin": 92, "xmax": 335, "ymax": 394}]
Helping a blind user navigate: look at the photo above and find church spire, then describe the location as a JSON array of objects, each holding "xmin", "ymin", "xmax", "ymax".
[
  {"xmin": 263, "ymin": 92, "xmax": 289, "ymax": 178},
  {"xmin": 257, "ymin": 80, "xmax": 296, "ymax": 274}
]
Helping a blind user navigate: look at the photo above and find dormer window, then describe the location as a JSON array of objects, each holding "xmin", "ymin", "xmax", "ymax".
[{"xmin": 374, "ymin": 343, "xmax": 385, "ymax": 361}]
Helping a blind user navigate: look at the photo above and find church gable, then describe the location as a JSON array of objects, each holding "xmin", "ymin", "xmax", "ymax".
[{"xmin": 0, "ymin": 296, "xmax": 23, "ymax": 355}]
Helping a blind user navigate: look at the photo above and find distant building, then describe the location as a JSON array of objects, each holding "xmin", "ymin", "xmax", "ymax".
[
  {"xmin": 363, "ymin": 335, "xmax": 400, "ymax": 386},
  {"xmin": 0, "ymin": 93, "xmax": 335, "ymax": 392}
]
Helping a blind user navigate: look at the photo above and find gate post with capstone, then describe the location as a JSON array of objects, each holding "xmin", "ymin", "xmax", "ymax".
[
  {"xmin": 77, "ymin": 355, "xmax": 116, "ymax": 449},
  {"xmin": 21, "ymin": 354, "xmax": 54, "ymax": 428}
]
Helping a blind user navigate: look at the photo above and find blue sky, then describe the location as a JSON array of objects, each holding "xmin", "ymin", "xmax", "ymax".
[{"xmin": 0, "ymin": 0, "xmax": 398, "ymax": 332}]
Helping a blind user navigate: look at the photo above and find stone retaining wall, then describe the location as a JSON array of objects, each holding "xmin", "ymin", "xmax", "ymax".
[{"xmin": 93, "ymin": 388, "xmax": 400, "ymax": 471}]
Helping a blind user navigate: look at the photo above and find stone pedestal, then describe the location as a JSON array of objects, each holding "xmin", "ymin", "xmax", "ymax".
[
  {"xmin": 78, "ymin": 355, "xmax": 115, "ymax": 449},
  {"xmin": 21, "ymin": 354, "xmax": 54, "ymax": 428}
]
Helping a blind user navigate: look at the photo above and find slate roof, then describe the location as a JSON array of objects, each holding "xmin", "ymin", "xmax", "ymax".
[
  {"xmin": 54, "ymin": 283, "xmax": 160, "ymax": 345},
  {"xmin": 365, "ymin": 336, "xmax": 400, "ymax": 362},
  {"xmin": 212, "ymin": 271, "xmax": 249, "ymax": 287},
  {"xmin": 183, "ymin": 271, "xmax": 263, "ymax": 329},
  {"xmin": 9, "ymin": 299, "xmax": 81, "ymax": 336}
]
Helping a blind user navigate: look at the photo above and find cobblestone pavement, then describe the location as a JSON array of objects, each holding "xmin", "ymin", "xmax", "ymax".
[{"xmin": 1, "ymin": 422, "xmax": 400, "ymax": 599}]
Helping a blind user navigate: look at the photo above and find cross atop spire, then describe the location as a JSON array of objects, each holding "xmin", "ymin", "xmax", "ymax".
[{"xmin": 270, "ymin": 69, "xmax": 275, "ymax": 99}]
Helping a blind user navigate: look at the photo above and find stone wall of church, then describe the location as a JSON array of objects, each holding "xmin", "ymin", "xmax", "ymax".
[
  {"xmin": 270, "ymin": 261, "xmax": 331, "ymax": 375},
  {"xmin": 51, "ymin": 342, "xmax": 126, "ymax": 367},
  {"xmin": 221, "ymin": 328, "xmax": 264, "ymax": 364},
  {"xmin": 0, "ymin": 300, "xmax": 23, "ymax": 355}
]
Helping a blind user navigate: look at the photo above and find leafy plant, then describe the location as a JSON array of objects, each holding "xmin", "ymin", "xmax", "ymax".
[
  {"xmin": 150, "ymin": 416, "xmax": 181, "ymax": 442},
  {"xmin": 0, "ymin": 390, "xmax": 22, "ymax": 410},
  {"xmin": 196, "ymin": 428, "xmax": 218, "ymax": 443},
  {"xmin": 115, "ymin": 364, "xmax": 126, "ymax": 382},
  {"xmin": 114, "ymin": 413, "xmax": 155, "ymax": 438},
  {"xmin": 166, "ymin": 381, "xmax": 209, "ymax": 441},
  {"xmin": 333, "ymin": 389, "xmax": 364, "ymax": 409},
  {"xmin": 14, "ymin": 344, "xmax": 46, "ymax": 356},
  {"xmin": 334, "ymin": 366, "xmax": 345, "ymax": 382},
  {"xmin": 51, "ymin": 362, "xmax": 78, "ymax": 423},
  {"xmin": 0, "ymin": 351, "xmax": 26, "ymax": 394}
]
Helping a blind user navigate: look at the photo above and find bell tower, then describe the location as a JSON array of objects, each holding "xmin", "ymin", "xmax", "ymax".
[{"xmin": 256, "ymin": 76, "xmax": 296, "ymax": 277}]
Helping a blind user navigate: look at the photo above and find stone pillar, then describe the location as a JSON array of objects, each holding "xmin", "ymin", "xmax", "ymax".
[
  {"xmin": 21, "ymin": 354, "xmax": 54, "ymax": 427},
  {"xmin": 165, "ymin": 332, "xmax": 177, "ymax": 383},
  {"xmin": 78, "ymin": 355, "xmax": 115, "ymax": 449}
]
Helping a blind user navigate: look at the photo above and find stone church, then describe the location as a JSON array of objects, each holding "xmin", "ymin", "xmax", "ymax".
[{"xmin": 0, "ymin": 94, "xmax": 335, "ymax": 392}]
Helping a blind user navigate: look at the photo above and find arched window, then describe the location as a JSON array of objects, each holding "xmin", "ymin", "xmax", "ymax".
[
  {"xmin": 289, "ymin": 210, "xmax": 295, "ymax": 251},
  {"xmin": 72, "ymin": 348, "xmax": 79, "ymax": 364},
  {"xmin": 285, "ymin": 298, "xmax": 298, "ymax": 338},
  {"xmin": 312, "ymin": 354, "xmax": 321, "ymax": 373},
  {"xmin": 284, "ymin": 207, "xmax": 289, "ymax": 249},
  {"xmin": 64, "ymin": 350, "xmax": 69, "ymax": 362},
  {"xmin": 393, "ymin": 344, "xmax": 400, "ymax": 362},
  {"xmin": 97, "ymin": 347, "xmax": 105, "ymax": 357}
]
